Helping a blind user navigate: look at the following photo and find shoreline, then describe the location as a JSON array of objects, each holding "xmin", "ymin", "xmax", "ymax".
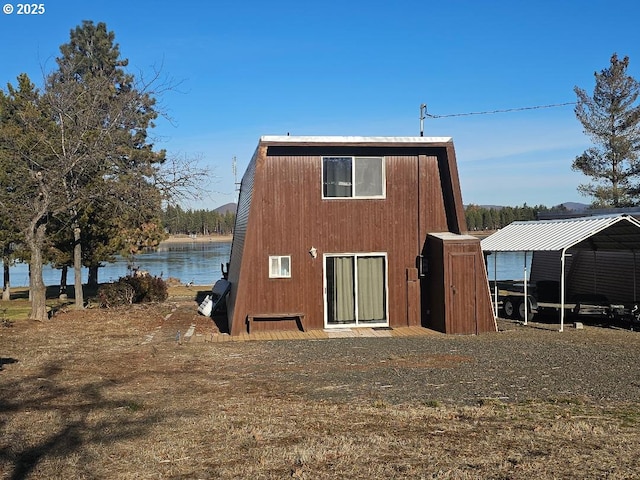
[{"xmin": 159, "ymin": 234, "xmax": 233, "ymax": 245}]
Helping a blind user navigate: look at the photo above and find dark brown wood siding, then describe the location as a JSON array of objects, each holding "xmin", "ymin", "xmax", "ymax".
[
  {"xmin": 227, "ymin": 139, "xmax": 493, "ymax": 335},
  {"xmin": 441, "ymin": 143, "xmax": 467, "ymax": 233},
  {"xmin": 426, "ymin": 233, "xmax": 496, "ymax": 334}
]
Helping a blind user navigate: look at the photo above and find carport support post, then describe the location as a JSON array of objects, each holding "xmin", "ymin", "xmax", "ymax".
[
  {"xmin": 494, "ymin": 252, "xmax": 498, "ymax": 318},
  {"xmin": 523, "ymin": 251, "xmax": 528, "ymax": 325},
  {"xmin": 560, "ymin": 248, "xmax": 567, "ymax": 333}
]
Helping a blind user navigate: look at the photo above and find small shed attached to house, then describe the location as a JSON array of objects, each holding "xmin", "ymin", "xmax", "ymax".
[{"xmin": 225, "ymin": 136, "xmax": 495, "ymax": 336}]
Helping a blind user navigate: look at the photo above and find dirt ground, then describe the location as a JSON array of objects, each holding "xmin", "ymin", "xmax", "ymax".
[{"xmin": 1, "ymin": 296, "xmax": 640, "ymax": 479}]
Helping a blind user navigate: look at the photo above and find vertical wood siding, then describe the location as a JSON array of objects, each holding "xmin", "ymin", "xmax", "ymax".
[
  {"xmin": 227, "ymin": 140, "xmax": 489, "ymax": 334},
  {"xmin": 427, "ymin": 233, "xmax": 495, "ymax": 334}
]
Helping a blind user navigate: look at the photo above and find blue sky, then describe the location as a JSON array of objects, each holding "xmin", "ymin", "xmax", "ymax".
[{"xmin": 2, "ymin": 0, "xmax": 640, "ymax": 209}]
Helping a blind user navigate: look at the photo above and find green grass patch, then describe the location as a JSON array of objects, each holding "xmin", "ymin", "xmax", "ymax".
[{"xmin": 0, "ymin": 301, "xmax": 32, "ymax": 322}]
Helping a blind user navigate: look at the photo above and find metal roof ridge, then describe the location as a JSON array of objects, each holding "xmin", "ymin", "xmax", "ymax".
[
  {"xmin": 511, "ymin": 212, "xmax": 633, "ymax": 225},
  {"xmin": 259, "ymin": 135, "xmax": 453, "ymax": 143}
]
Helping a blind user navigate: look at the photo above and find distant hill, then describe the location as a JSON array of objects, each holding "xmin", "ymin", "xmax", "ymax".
[
  {"xmin": 468, "ymin": 202, "xmax": 589, "ymax": 211},
  {"xmin": 561, "ymin": 202, "xmax": 589, "ymax": 212},
  {"xmin": 214, "ymin": 203, "xmax": 237, "ymax": 214},
  {"xmin": 475, "ymin": 204, "xmax": 504, "ymax": 210}
]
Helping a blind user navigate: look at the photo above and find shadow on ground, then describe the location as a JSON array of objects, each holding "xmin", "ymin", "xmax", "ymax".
[{"xmin": 0, "ymin": 363, "xmax": 162, "ymax": 480}]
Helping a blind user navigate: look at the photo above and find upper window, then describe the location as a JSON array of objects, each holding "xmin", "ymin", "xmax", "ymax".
[
  {"xmin": 322, "ymin": 156, "xmax": 385, "ymax": 198},
  {"xmin": 269, "ymin": 255, "xmax": 291, "ymax": 278}
]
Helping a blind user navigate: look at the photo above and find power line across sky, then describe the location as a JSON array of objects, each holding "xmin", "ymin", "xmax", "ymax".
[{"xmin": 424, "ymin": 102, "xmax": 577, "ymax": 119}]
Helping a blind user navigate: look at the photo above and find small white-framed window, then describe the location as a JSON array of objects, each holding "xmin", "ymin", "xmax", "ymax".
[
  {"xmin": 269, "ymin": 255, "xmax": 291, "ymax": 278},
  {"xmin": 322, "ymin": 156, "xmax": 385, "ymax": 199}
]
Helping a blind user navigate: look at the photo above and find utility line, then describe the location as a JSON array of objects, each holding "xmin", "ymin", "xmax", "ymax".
[{"xmin": 425, "ymin": 102, "xmax": 576, "ymax": 119}]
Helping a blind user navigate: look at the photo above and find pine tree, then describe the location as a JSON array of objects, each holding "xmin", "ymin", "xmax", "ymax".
[
  {"xmin": 45, "ymin": 21, "xmax": 166, "ymax": 306},
  {"xmin": 0, "ymin": 74, "xmax": 61, "ymax": 320},
  {"xmin": 573, "ymin": 53, "xmax": 640, "ymax": 207}
]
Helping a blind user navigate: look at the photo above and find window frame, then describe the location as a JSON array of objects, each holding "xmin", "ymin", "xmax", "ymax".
[
  {"xmin": 323, "ymin": 252, "xmax": 389, "ymax": 328},
  {"xmin": 322, "ymin": 156, "xmax": 386, "ymax": 199},
  {"xmin": 268, "ymin": 255, "xmax": 291, "ymax": 278}
]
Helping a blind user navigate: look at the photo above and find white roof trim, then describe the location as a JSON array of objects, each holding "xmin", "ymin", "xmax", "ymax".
[
  {"xmin": 260, "ymin": 135, "xmax": 453, "ymax": 144},
  {"xmin": 481, "ymin": 214, "xmax": 640, "ymax": 252}
]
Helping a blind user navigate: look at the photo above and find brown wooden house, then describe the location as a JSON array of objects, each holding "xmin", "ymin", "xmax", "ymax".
[{"xmin": 225, "ymin": 136, "xmax": 495, "ymax": 335}]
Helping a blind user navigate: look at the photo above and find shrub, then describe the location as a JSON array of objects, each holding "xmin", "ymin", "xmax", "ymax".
[
  {"xmin": 98, "ymin": 281, "xmax": 136, "ymax": 308},
  {"xmin": 125, "ymin": 274, "xmax": 168, "ymax": 303},
  {"xmin": 98, "ymin": 274, "xmax": 168, "ymax": 308}
]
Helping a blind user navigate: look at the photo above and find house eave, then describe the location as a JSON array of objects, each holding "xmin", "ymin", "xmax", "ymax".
[{"xmin": 259, "ymin": 135, "xmax": 453, "ymax": 147}]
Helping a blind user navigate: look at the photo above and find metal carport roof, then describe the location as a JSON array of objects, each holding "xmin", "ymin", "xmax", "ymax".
[
  {"xmin": 480, "ymin": 214, "xmax": 640, "ymax": 331},
  {"xmin": 480, "ymin": 213, "xmax": 640, "ymax": 253}
]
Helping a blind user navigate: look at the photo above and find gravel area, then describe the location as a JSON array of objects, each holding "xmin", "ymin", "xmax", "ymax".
[{"xmin": 210, "ymin": 317, "xmax": 640, "ymax": 406}]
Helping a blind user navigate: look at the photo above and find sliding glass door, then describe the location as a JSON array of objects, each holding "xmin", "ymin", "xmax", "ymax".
[{"xmin": 325, "ymin": 254, "xmax": 388, "ymax": 327}]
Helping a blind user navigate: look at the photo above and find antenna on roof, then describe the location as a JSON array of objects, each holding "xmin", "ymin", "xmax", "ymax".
[
  {"xmin": 419, "ymin": 104, "xmax": 427, "ymax": 137},
  {"xmin": 232, "ymin": 156, "xmax": 240, "ymax": 192}
]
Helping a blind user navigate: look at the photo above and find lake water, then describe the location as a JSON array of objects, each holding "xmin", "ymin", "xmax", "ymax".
[
  {"xmin": 5, "ymin": 243, "xmax": 527, "ymax": 287},
  {"xmin": 485, "ymin": 251, "xmax": 533, "ymax": 281},
  {"xmin": 6, "ymin": 241, "xmax": 232, "ymax": 287}
]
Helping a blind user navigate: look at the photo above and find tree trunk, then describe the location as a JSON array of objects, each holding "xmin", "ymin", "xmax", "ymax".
[
  {"xmin": 27, "ymin": 224, "xmax": 48, "ymax": 321},
  {"xmin": 73, "ymin": 226, "xmax": 84, "ymax": 309},
  {"xmin": 2, "ymin": 256, "xmax": 10, "ymax": 301},
  {"xmin": 88, "ymin": 265, "xmax": 99, "ymax": 286}
]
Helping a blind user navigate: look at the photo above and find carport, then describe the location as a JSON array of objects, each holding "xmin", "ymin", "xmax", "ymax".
[{"xmin": 480, "ymin": 213, "xmax": 640, "ymax": 331}]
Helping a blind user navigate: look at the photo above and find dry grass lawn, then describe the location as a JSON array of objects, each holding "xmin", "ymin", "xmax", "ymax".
[{"xmin": 1, "ymin": 293, "xmax": 639, "ymax": 479}]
